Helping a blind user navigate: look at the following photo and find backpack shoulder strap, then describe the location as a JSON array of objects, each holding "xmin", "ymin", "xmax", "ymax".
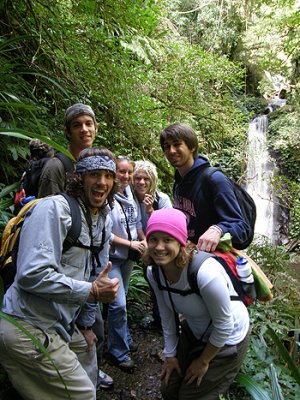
[
  {"xmin": 187, "ymin": 251, "xmax": 215, "ymax": 295},
  {"xmin": 151, "ymin": 251, "xmax": 215, "ymax": 296},
  {"xmin": 214, "ymin": 254, "xmax": 242, "ymax": 302},
  {"xmin": 201, "ymin": 166, "xmax": 222, "ymax": 198},
  {"xmin": 151, "ymin": 264, "xmax": 194, "ymax": 296},
  {"xmin": 153, "ymin": 192, "xmax": 160, "ymax": 211},
  {"xmin": 60, "ymin": 193, "xmax": 82, "ymax": 252},
  {"xmin": 189, "ymin": 251, "xmax": 242, "ymax": 302},
  {"xmin": 98, "ymin": 225, "xmax": 106, "ymax": 253},
  {"xmin": 55, "ymin": 152, "xmax": 75, "ymax": 173},
  {"xmin": 201, "ymin": 165, "xmax": 221, "ymax": 179}
]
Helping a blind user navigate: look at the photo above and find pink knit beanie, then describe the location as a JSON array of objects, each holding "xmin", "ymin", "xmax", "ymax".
[{"xmin": 146, "ymin": 208, "xmax": 187, "ymax": 246}]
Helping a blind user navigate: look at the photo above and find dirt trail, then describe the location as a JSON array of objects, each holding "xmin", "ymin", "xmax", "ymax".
[
  {"xmin": 98, "ymin": 328, "xmax": 163, "ymax": 400},
  {"xmin": 0, "ymin": 326, "xmax": 164, "ymax": 400}
]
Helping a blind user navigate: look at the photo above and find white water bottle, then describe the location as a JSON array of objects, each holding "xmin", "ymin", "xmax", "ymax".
[{"xmin": 236, "ymin": 256, "xmax": 256, "ymax": 299}]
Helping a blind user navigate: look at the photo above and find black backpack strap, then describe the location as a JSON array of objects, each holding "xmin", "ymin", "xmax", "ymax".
[
  {"xmin": 151, "ymin": 256, "xmax": 214, "ymax": 338},
  {"xmin": 187, "ymin": 251, "xmax": 215, "ymax": 295},
  {"xmin": 189, "ymin": 251, "xmax": 242, "ymax": 303},
  {"xmin": 60, "ymin": 193, "xmax": 82, "ymax": 253},
  {"xmin": 151, "ymin": 265, "xmax": 194, "ymax": 296},
  {"xmin": 55, "ymin": 152, "xmax": 75, "ymax": 173},
  {"xmin": 153, "ymin": 192, "xmax": 160, "ymax": 211},
  {"xmin": 151, "ymin": 252, "xmax": 213, "ymax": 297},
  {"xmin": 213, "ymin": 255, "xmax": 242, "ymax": 302},
  {"xmin": 201, "ymin": 166, "xmax": 222, "ymax": 199},
  {"xmin": 98, "ymin": 225, "xmax": 106, "ymax": 254}
]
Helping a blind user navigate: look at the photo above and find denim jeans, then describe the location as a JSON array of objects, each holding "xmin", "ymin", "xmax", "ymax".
[{"xmin": 107, "ymin": 258, "xmax": 134, "ymax": 362}]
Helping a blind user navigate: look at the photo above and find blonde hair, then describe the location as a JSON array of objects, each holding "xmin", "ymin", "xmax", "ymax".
[{"xmin": 133, "ymin": 160, "xmax": 158, "ymax": 196}]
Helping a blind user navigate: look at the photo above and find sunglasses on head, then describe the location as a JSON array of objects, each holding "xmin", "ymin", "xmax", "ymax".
[{"xmin": 116, "ymin": 155, "xmax": 131, "ymax": 161}]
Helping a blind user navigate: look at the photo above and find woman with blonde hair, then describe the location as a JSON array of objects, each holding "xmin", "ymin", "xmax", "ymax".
[
  {"xmin": 132, "ymin": 160, "xmax": 172, "ymax": 328},
  {"xmin": 132, "ymin": 160, "xmax": 172, "ymax": 234}
]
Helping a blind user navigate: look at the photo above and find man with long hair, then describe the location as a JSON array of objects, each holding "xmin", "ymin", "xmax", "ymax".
[{"xmin": 0, "ymin": 148, "xmax": 119, "ymax": 400}]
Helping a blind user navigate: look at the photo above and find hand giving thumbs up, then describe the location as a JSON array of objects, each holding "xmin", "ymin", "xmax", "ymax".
[{"xmin": 88, "ymin": 262, "xmax": 119, "ymax": 303}]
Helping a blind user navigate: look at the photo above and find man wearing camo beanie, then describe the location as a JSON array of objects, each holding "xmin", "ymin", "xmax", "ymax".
[{"xmin": 38, "ymin": 103, "xmax": 98, "ymax": 197}]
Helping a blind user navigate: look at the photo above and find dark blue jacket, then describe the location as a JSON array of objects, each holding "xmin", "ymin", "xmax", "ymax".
[{"xmin": 173, "ymin": 156, "xmax": 250, "ymax": 246}]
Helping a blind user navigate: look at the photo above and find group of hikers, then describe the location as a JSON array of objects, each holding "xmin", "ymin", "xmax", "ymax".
[{"xmin": 0, "ymin": 103, "xmax": 251, "ymax": 400}]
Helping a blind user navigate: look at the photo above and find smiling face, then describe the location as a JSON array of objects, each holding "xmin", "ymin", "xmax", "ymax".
[
  {"xmin": 162, "ymin": 138, "xmax": 195, "ymax": 176},
  {"xmin": 66, "ymin": 114, "xmax": 98, "ymax": 151},
  {"xmin": 82, "ymin": 169, "xmax": 115, "ymax": 213},
  {"xmin": 147, "ymin": 231, "xmax": 181, "ymax": 266},
  {"xmin": 132, "ymin": 171, "xmax": 151, "ymax": 200},
  {"xmin": 116, "ymin": 159, "xmax": 134, "ymax": 190}
]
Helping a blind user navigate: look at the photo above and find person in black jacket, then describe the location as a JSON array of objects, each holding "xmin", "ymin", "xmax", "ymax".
[
  {"xmin": 159, "ymin": 123, "xmax": 250, "ymax": 252},
  {"xmin": 38, "ymin": 103, "xmax": 98, "ymax": 197}
]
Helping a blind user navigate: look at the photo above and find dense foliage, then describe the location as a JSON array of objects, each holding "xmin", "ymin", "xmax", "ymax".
[
  {"xmin": 0, "ymin": 1, "xmax": 299, "ymax": 398},
  {"xmin": 2, "ymin": 0, "xmax": 300, "ymax": 228},
  {"xmin": 0, "ymin": 1, "xmax": 251, "ymax": 189}
]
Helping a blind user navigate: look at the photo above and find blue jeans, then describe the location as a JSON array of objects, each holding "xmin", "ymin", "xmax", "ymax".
[{"xmin": 107, "ymin": 258, "xmax": 133, "ymax": 362}]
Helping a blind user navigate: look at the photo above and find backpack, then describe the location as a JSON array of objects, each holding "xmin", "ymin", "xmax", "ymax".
[
  {"xmin": 0, "ymin": 193, "xmax": 82, "ymax": 293},
  {"xmin": 151, "ymin": 251, "xmax": 257, "ymax": 307},
  {"xmin": 21, "ymin": 152, "xmax": 74, "ymax": 198},
  {"xmin": 202, "ymin": 166, "xmax": 256, "ymax": 250},
  {"xmin": 153, "ymin": 192, "xmax": 161, "ymax": 211}
]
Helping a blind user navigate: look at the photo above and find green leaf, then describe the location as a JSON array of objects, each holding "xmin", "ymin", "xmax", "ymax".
[
  {"xmin": 0, "ymin": 130, "xmax": 75, "ymax": 161},
  {"xmin": 13, "ymin": 71, "xmax": 70, "ymax": 98},
  {"xmin": 0, "ymin": 131, "xmax": 31, "ymax": 140},
  {"xmin": 270, "ymin": 364, "xmax": 284, "ymax": 400},
  {"xmin": 267, "ymin": 325, "xmax": 300, "ymax": 384},
  {"xmin": 0, "ymin": 182, "xmax": 19, "ymax": 198},
  {"xmin": 0, "ymin": 101, "xmax": 38, "ymax": 110},
  {"xmin": 0, "ymin": 34, "xmax": 37, "ymax": 51},
  {"xmin": 292, "ymin": 318, "xmax": 299, "ymax": 362},
  {"xmin": 236, "ymin": 373, "xmax": 273, "ymax": 399}
]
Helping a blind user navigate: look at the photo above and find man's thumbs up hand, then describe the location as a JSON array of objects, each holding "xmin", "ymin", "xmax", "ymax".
[
  {"xmin": 99, "ymin": 261, "xmax": 112, "ymax": 277},
  {"xmin": 88, "ymin": 262, "xmax": 119, "ymax": 303}
]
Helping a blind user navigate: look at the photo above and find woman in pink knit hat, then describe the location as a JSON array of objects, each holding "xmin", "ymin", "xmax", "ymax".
[{"xmin": 145, "ymin": 208, "xmax": 250, "ymax": 400}]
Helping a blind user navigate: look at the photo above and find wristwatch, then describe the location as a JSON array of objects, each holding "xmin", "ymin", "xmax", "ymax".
[{"xmin": 76, "ymin": 324, "xmax": 93, "ymax": 331}]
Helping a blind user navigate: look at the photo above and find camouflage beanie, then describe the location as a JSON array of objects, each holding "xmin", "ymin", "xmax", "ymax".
[{"xmin": 64, "ymin": 103, "xmax": 96, "ymax": 127}]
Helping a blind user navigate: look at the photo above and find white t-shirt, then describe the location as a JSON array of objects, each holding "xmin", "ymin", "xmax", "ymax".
[{"xmin": 147, "ymin": 256, "xmax": 249, "ymax": 358}]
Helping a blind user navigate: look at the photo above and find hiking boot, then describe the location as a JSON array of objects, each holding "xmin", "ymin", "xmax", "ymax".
[{"xmin": 97, "ymin": 370, "xmax": 114, "ymax": 390}]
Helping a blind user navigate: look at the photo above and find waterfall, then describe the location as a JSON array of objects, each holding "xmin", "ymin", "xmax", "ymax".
[{"xmin": 246, "ymin": 115, "xmax": 278, "ymax": 243}]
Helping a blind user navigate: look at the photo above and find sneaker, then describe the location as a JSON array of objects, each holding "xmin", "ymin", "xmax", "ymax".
[
  {"xmin": 97, "ymin": 370, "xmax": 114, "ymax": 390},
  {"xmin": 107, "ymin": 353, "xmax": 135, "ymax": 373},
  {"xmin": 117, "ymin": 358, "xmax": 135, "ymax": 372}
]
